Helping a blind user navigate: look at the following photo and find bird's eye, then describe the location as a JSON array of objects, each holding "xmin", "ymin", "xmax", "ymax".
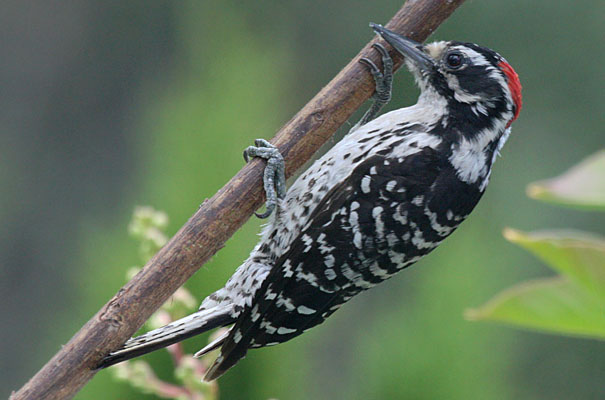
[{"xmin": 445, "ymin": 52, "xmax": 464, "ymax": 69}]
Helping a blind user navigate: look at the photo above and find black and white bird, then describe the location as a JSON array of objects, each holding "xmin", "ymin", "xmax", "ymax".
[{"xmin": 100, "ymin": 23, "xmax": 522, "ymax": 380}]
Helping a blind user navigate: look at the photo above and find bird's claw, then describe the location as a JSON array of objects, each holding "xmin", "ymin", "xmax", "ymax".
[
  {"xmin": 356, "ymin": 43, "xmax": 394, "ymax": 127},
  {"xmin": 243, "ymin": 139, "xmax": 286, "ymax": 219}
]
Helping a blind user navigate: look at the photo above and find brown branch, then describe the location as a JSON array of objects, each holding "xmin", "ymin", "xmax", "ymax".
[{"xmin": 12, "ymin": 1, "xmax": 466, "ymax": 399}]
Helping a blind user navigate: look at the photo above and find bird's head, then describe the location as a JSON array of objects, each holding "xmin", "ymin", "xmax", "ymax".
[{"xmin": 370, "ymin": 24, "xmax": 522, "ymax": 134}]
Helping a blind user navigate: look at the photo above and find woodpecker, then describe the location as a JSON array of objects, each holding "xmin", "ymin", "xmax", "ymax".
[{"xmin": 100, "ymin": 23, "xmax": 522, "ymax": 380}]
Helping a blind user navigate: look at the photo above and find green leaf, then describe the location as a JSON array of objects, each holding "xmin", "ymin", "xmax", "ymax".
[
  {"xmin": 527, "ymin": 149, "xmax": 605, "ymax": 210},
  {"xmin": 466, "ymin": 276, "xmax": 605, "ymax": 340},
  {"xmin": 503, "ymin": 228, "xmax": 605, "ymax": 301},
  {"xmin": 469, "ymin": 228, "xmax": 605, "ymax": 339}
]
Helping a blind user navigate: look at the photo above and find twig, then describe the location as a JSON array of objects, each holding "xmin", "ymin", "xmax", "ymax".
[{"xmin": 11, "ymin": 1, "xmax": 466, "ymax": 398}]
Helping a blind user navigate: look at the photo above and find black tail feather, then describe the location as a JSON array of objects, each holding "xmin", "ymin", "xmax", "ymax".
[{"xmin": 98, "ymin": 309, "xmax": 234, "ymax": 369}]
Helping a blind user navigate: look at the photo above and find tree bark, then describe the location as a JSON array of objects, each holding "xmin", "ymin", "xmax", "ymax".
[{"xmin": 12, "ymin": 1, "xmax": 466, "ymax": 398}]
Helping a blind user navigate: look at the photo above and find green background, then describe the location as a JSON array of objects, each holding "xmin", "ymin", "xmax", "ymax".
[{"xmin": 2, "ymin": 1, "xmax": 603, "ymax": 399}]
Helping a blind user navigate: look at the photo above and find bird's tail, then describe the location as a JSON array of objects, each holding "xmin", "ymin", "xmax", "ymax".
[{"xmin": 98, "ymin": 306, "xmax": 235, "ymax": 368}]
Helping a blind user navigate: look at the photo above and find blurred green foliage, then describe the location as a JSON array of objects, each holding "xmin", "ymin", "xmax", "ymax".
[
  {"xmin": 527, "ymin": 150, "xmax": 605, "ymax": 211},
  {"xmin": 111, "ymin": 206, "xmax": 219, "ymax": 400},
  {"xmin": 468, "ymin": 151, "xmax": 605, "ymax": 340},
  {"xmin": 3, "ymin": 1, "xmax": 604, "ymax": 399}
]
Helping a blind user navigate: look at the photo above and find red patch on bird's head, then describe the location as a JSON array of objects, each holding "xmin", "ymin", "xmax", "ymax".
[{"xmin": 498, "ymin": 60, "xmax": 522, "ymax": 127}]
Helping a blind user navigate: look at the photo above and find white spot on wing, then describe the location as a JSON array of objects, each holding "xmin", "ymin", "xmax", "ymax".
[
  {"xmin": 341, "ymin": 263, "xmax": 373, "ymax": 289},
  {"xmin": 373, "ymin": 206, "xmax": 385, "ymax": 239},
  {"xmin": 250, "ymin": 305, "xmax": 261, "ymax": 322},
  {"xmin": 353, "ymin": 232, "xmax": 363, "ymax": 249},
  {"xmin": 412, "ymin": 196, "xmax": 424, "ymax": 206},
  {"xmin": 276, "ymin": 294, "xmax": 295, "ymax": 311},
  {"xmin": 325, "ymin": 268, "xmax": 336, "ymax": 280},
  {"xmin": 393, "ymin": 205, "xmax": 408, "ymax": 226},
  {"xmin": 260, "ymin": 320, "xmax": 277, "ymax": 334},
  {"xmin": 302, "ymin": 234, "xmax": 313, "ymax": 253},
  {"xmin": 386, "ymin": 180, "xmax": 397, "ymax": 192},
  {"xmin": 283, "ymin": 260, "xmax": 294, "ymax": 278},
  {"xmin": 361, "ymin": 175, "xmax": 371, "ymax": 193},
  {"xmin": 324, "ymin": 254, "xmax": 335, "ymax": 268},
  {"xmin": 369, "ymin": 261, "xmax": 391, "ymax": 278},
  {"xmin": 296, "ymin": 270, "xmax": 319, "ymax": 286},
  {"xmin": 424, "ymin": 206, "xmax": 456, "ymax": 236},
  {"xmin": 324, "ymin": 268, "xmax": 336, "ymax": 281},
  {"xmin": 411, "ymin": 229, "xmax": 436, "ymax": 250},
  {"xmin": 297, "ymin": 305, "xmax": 316, "ymax": 315}
]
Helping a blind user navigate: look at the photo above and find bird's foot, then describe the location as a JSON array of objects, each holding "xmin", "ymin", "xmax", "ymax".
[
  {"xmin": 243, "ymin": 139, "xmax": 286, "ymax": 219},
  {"xmin": 356, "ymin": 43, "xmax": 393, "ymax": 127}
]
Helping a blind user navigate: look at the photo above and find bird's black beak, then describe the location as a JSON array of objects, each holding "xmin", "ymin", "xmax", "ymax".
[{"xmin": 370, "ymin": 23, "xmax": 434, "ymax": 72}]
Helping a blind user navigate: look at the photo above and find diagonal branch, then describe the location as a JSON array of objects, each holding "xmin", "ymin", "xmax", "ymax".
[{"xmin": 12, "ymin": 1, "xmax": 466, "ymax": 399}]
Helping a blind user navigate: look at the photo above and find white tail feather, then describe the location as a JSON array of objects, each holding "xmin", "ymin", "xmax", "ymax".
[
  {"xmin": 99, "ymin": 305, "xmax": 234, "ymax": 368},
  {"xmin": 194, "ymin": 328, "xmax": 231, "ymax": 358}
]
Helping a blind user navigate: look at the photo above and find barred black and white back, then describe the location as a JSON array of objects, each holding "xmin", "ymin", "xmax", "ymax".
[{"xmin": 100, "ymin": 24, "xmax": 522, "ymax": 380}]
